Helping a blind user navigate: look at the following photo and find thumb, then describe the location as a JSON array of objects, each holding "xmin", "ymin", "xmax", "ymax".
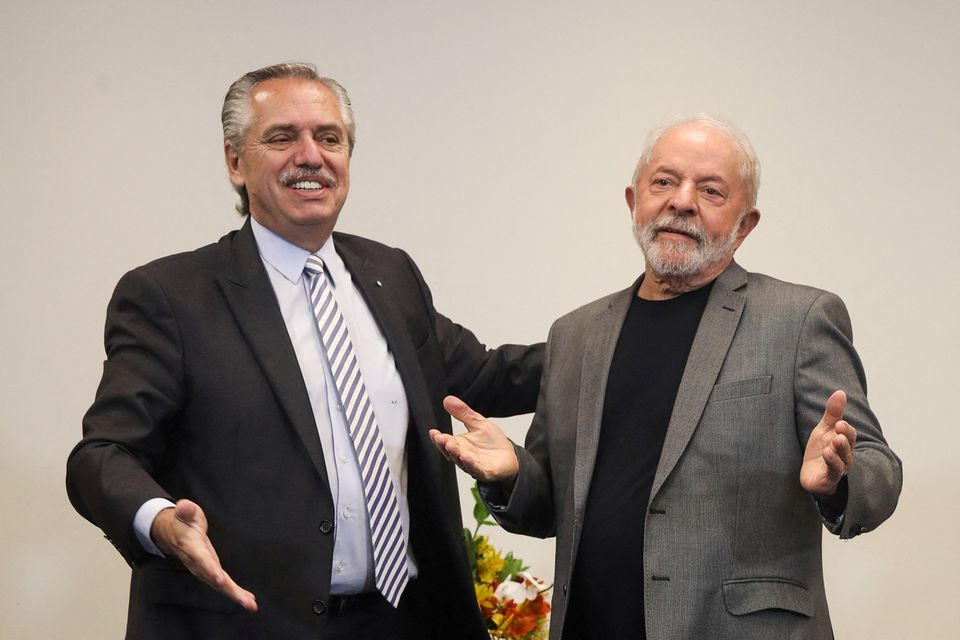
[
  {"xmin": 443, "ymin": 395, "xmax": 488, "ymax": 432},
  {"xmin": 820, "ymin": 390, "xmax": 847, "ymax": 429},
  {"xmin": 175, "ymin": 499, "xmax": 207, "ymax": 531}
]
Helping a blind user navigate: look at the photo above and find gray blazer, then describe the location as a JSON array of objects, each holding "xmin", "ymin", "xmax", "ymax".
[{"xmin": 492, "ymin": 261, "xmax": 901, "ymax": 640}]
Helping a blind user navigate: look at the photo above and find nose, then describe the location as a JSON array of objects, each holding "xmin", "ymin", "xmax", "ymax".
[
  {"xmin": 292, "ymin": 135, "xmax": 324, "ymax": 168},
  {"xmin": 668, "ymin": 181, "xmax": 698, "ymax": 216}
]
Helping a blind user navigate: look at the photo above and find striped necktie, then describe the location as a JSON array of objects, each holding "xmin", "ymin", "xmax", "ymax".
[{"xmin": 304, "ymin": 255, "xmax": 409, "ymax": 607}]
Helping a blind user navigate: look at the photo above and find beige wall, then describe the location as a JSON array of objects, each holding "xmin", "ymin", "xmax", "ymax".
[{"xmin": 2, "ymin": 0, "xmax": 957, "ymax": 636}]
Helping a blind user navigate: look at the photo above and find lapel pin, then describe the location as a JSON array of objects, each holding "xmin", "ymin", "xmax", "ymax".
[{"xmin": 376, "ymin": 280, "xmax": 383, "ymax": 287}]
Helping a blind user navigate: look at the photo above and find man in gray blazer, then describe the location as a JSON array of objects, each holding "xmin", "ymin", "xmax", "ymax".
[{"xmin": 431, "ymin": 116, "xmax": 902, "ymax": 639}]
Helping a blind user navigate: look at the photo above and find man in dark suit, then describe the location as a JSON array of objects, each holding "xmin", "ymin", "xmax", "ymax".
[
  {"xmin": 66, "ymin": 62, "xmax": 542, "ymax": 639},
  {"xmin": 432, "ymin": 116, "xmax": 902, "ymax": 639}
]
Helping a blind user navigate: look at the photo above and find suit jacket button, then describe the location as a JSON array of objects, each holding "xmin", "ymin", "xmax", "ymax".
[
  {"xmin": 319, "ymin": 520, "xmax": 334, "ymax": 535},
  {"xmin": 312, "ymin": 600, "xmax": 327, "ymax": 615}
]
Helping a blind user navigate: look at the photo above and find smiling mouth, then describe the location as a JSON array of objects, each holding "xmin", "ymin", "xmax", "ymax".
[{"xmin": 290, "ymin": 180, "xmax": 325, "ymax": 190}]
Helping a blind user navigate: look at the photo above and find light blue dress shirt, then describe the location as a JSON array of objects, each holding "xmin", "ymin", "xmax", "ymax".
[{"xmin": 134, "ymin": 218, "xmax": 416, "ymax": 594}]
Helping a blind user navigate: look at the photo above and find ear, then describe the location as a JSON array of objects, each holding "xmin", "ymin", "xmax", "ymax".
[
  {"xmin": 625, "ymin": 184, "xmax": 637, "ymax": 215},
  {"xmin": 734, "ymin": 208, "xmax": 761, "ymax": 247},
  {"xmin": 225, "ymin": 142, "xmax": 244, "ymax": 189}
]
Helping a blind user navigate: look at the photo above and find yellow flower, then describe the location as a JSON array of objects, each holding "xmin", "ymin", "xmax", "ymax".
[
  {"xmin": 473, "ymin": 535, "xmax": 506, "ymax": 584},
  {"xmin": 475, "ymin": 582, "xmax": 495, "ymax": 603}
]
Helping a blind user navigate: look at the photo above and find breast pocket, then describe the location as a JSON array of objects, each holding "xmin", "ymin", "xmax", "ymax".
[{"xmin": 709, "ymin": 375, "xmax": 772, "ymax": 403}]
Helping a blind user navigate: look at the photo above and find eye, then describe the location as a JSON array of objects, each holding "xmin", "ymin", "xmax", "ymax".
[
  {"xmin": 265, "ymin": 134, "xmax": 292, "ymax": 145},
  {"xmin": 653, "ymin": 177, "xmax": 671, "ymax": 187},
  {"xmin": 702, "ymin": 186, "xmax": 726, "ymax": 199}
]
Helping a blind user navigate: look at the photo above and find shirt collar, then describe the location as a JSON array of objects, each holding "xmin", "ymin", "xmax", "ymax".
[{"xmin": 249, "ymin": 217, "xmax": 345, "ymax": 286}]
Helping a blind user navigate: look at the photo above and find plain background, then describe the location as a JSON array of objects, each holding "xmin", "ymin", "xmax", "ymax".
[{"xmin": 2, "ymin": 1, "xmax": 957, "ymax": 637}]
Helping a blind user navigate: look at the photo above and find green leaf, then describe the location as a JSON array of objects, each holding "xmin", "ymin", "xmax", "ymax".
[
  {"xmin": 498, "ymin": 552, "xmax": 527, "ymax": 582},
  {"xmin": 471, "ymin": 484, "xmax": 491, "ymax": 525}
]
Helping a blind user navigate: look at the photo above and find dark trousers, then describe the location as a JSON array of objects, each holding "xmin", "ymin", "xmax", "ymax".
[{"xmin": 324, "ymin": 579, "xmax": 424, "ymax": 640}]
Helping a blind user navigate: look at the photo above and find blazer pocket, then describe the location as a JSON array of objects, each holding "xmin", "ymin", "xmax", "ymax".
[
  {"xmin": 709, "ymin": 375, "xmax": 772, "ymax": 402},
  {"xmin": 138, "ymin": 562, "xmax": 240, "ymax": 613},
  {"xmin": 722, "ymin": 577, "xmax": 813, "ymax": 618}
]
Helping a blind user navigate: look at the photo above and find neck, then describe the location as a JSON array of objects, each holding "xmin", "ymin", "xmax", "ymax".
[
  {"xmin": 638, "ymin": 259, "xmax": 730, "ymax": 300},
  {"xmin": 248, "ymin": 213, "xmax": 334, "ymax": 254}
]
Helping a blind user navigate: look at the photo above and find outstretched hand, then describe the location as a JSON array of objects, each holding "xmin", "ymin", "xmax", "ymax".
[
  {"xmin": 151, "ymin": 499, "xmax": 258, "ymax": 612},
  {"xmin": 800, "ymin": 390, "xmax": 857, "ymax": 498},
  {"xmin": 429, "ymin": 395, "xmax": 520, "ymax": 483}
]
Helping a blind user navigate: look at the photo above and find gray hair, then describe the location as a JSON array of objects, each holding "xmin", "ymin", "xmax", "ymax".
[
  {"xmin": 222, "ymin": 62, "xmax": 356, "ymax": 215},
  {"xmin": 630, "ymin": 115, "xmax": 761, "ymax": 210}
]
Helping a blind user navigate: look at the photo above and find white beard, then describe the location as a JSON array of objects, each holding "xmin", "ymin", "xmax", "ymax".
[{"xmin": 633, "ymin": 214, "xmax": 741, "ymax": 279}]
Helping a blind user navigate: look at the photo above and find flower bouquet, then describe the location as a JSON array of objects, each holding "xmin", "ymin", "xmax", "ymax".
[{"xmin": 464, "ymin": 484, "xmax": 551, "ymax": 640}]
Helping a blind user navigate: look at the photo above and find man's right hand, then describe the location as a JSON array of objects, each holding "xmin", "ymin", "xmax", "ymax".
[
  {"xmin": 151, "ymin": 499, "xmax": 258, "ymax": 612},
  {"xmin": 429, "ymin": 395, "xmax": 520, "ymax": 485}
]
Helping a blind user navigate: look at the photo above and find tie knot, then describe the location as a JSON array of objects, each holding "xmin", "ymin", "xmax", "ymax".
[{"xmin": 304, "ymin": 255, "xmax": 325, "ymax": 278}]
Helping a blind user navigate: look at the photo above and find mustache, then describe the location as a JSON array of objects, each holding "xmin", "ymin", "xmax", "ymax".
[
  {"xmin": 647, "ymin": 216, "xmax": 706, "ymax": 243},
  {"xmin": 279, "ymin": 166, "xmax": 338, "ymax": 188}
]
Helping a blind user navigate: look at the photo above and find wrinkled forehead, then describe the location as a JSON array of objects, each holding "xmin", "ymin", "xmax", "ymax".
[
  {"xmin": 649, "ymin": 124, "xmax": 742, "ymax": 182},
  {"xmin": 247, "ymin": 78, "xmax": 343, "ymax": 128}
]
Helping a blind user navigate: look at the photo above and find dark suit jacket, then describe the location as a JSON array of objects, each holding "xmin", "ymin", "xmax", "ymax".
[
  {"xmin": 492, "ymin": 262, "xmax": 901, "ymax": 640},
  {"xmin": 66, "ymin": 219, "xmax": 543, "ymax": 639}
]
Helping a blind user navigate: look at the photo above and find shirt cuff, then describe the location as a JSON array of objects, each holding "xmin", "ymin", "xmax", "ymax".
[
  {"xmin": 133, "ymin": 498, "xmax": 176, "ymax": 556},
  {"xmin": 813, "ymin": 476, "xmax": 849, "ymax": 534}
]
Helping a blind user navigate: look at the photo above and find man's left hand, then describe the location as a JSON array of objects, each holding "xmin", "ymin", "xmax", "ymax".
[{"xmin": 800, "ymin": 389, "xmax": 857, "ymax": 497}]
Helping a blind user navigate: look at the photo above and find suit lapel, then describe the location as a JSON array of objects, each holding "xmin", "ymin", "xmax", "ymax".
[
  {"xmin": 216, "ymin": 220, "xmax": 331, "ymax": 487},
  {"xmin": 572, "ymin": 284, "xmax": 636, "ymax": 523},
  {"xmin": 649, "ymin": 262, "xmax": 748, "ymax": 500},
  {"xmin": 334, "ymin": 239, "xmax": 442, "ymax": 480}
]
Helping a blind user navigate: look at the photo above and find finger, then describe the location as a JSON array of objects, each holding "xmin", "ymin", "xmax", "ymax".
[
  {"xmin": 431, "ymin": 431, "xmax": 486, "ymax": 477},
  {"xmin": 440, "ymin": 437, "xmax": 465, "ymax": 462},
  {"xmin": 831, "ymin": 430, "xmax": 855, "ymax": 470},
  {"xmin": 172, "ymin": 519, "xmax": 259, "ymax": 613},
  {"xmin": 217, "ymin": 570, "xmax": 259, "ymax": 612},
  {"xmin": 428, "ymin": 429, "xmax": 448, "ymax": 450},
  {"xmin": 821, "ymin": 446, "xmax": 846, "ymax": 480},
  {"xmin": 186, "ymin": 548, "xmax": 258, "ymax": 611},
  {"xmin": 177, "ymin": 532, "xmax": 225, "ymax": 584},
  {"xmin": 820, "ymin": 390, "xmax": 847, "ymax": 429},
  {"xmin": 443, "ymin": 395, "xmax": 488, "ymax": 431},
  {"xmin": 428, "ymin": 430, "xmax": 466, "ymax": 464},
  {"xmin": 835, "ymin": 420, "xmax": 858, "ymax": 447},
  {"xmin": 450, "ymin": 449, "xmax": 486, "ymax": 479},
  {"xmin": 830, "ymin": 432, "xmax": 853, "ymax": 466},
  {"xmin": 169, "ymin": 502, "xmax": 224, "ymax": 583}
]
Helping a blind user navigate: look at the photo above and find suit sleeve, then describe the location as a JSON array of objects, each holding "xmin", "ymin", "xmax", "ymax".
[
  {"xmin": 794, "ymin": 291, "xmax": 902, "ymax": 539},
  {"xmin": 479, "ymin": 320, "xmax": 563, "ymax": 539},
  {"xmin": 398, "ymin": 248, "xmax": 544, "ymax": 417},
  {"xmin": 66, "ymin": 268, "xmax": 183, "ymax": 563}
]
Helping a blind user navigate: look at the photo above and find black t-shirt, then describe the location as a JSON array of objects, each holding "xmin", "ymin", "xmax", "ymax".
[{"xmin": 564, "ymin": 280, "xmax": 713, "ymax": 640}]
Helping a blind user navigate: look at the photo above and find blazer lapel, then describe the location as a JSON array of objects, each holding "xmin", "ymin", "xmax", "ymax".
[
  {"xmin": 216, "ymin": 220, "xmax": 330, "ymax": 488},
  {"xmin": 650, "ymin": 262, "xmax": 748, "ymax": 500},
  {"xmin": 333, "ymin": 239, "xmax": 443, "ymax": 480},
  {"xmin": 572, "ymin": 284, "xmax": 636, "ymax": 524}
]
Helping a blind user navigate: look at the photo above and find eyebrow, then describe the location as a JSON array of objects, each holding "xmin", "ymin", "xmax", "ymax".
[
  {"xmin": 652, "ymin": 166, "xmax": 730, "ymax": 186},
  {"xmin": 260, "ymin": 124, "xmax": 295, "ymax": 136},
  {"xmin": 260, "ymin": 123, "xmax": 345, "ymax": 138}
]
